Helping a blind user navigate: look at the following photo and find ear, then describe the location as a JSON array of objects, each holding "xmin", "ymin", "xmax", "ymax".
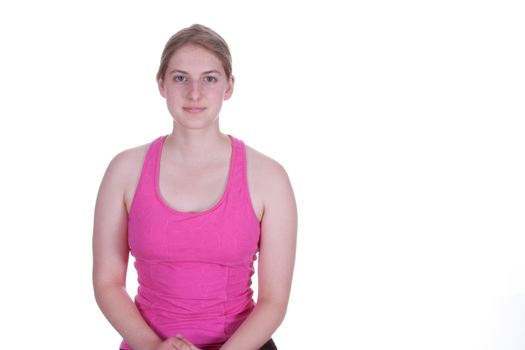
[
  {"xmin": 157, "ymin": 77, "xmax": 166, "ymax": 98},
  {"xmin": 224, "ymin": 75, "xmax": 235, "ymax": 101}
]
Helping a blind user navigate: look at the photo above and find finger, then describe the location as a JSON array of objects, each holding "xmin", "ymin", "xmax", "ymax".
[
  {"xmin": 171, "ymin": 336, "xmax": 197, "ymax": 350},
  {"xmin": 170, "ymin": 337, "xmax": 189, "ymax": 350},
  {"xmin": 176, "ymin": 335, "xmax": 199, "ymax": 350}
]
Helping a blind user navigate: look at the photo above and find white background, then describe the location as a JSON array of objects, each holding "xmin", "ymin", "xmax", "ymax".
[{"xmin": 1, "ymin": 1, "xmax": 524, "ymax": 349}]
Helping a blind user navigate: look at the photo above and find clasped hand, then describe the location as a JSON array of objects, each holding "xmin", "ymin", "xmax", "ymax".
[{"xmin": 156, "ymin": 334, "xmax": 202, "ymax": 350}]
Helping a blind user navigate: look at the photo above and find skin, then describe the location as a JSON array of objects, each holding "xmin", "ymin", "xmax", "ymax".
[{"xmin": 92, "ymin": 44, "xmax": 298, "ymax": 350}]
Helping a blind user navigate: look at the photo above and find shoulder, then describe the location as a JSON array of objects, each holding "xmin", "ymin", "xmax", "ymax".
[
  {"xmin": 105, "ymin": 140, "xmax": 151, "ymax": 180},
  {"xmin": 100, "ymin": 140, "xmax": 153, "ymax": 206},
  {"xmin": 244, "ymin": 142, "xmax": 295, "ymax": 207},
  {"xmin": 244, "ymin": 143, "xmax": 290, "ymax": 182}
]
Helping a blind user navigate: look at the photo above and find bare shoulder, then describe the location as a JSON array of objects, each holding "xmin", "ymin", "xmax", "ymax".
[
  {"xmin": 244, "ymin": 143, "xmax": 295, "ymax": 217},
  {"xmin": 245, "ymin": 144, "xmax": 290, "ymax": 181},
  {"xmin": 102, "ymin": 141, "xmax": 152, "ymax": 214}
]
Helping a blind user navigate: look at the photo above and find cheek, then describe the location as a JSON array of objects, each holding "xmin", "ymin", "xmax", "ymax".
[
  {"xmin": 164, "ymin": 86, "xmax": 184, "ymax": 99},
  {"xmin": 206, "ymin": 85, "xmax": 229, "ymax": 99}
]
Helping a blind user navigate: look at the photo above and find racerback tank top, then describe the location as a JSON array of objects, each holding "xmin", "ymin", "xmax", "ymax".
[{"xmin": 120, "ymin": 134, "xmax": 261, "ymax": 350}]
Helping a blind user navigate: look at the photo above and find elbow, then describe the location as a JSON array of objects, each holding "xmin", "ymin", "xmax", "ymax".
[
  {"xmin": 256, "ymin": 297, "xmax": 289, "ymax": 324},
  {"xmin": 92, "ymin": 280, "xmax": 109, "ymax": 308},
  {"xmin": 92, "ymin": 276, "xmax": 126, "ymax": 308}
]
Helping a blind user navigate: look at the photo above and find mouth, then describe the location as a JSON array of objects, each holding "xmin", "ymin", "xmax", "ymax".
[{"xmin": 183, "ymin": 107, "xmax": 206, "ymax": 114}]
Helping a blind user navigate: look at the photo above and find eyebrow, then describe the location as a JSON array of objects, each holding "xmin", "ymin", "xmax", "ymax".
[{"xmin": 168, "ymin": 69, "xmax": 222, "ymax": 76}]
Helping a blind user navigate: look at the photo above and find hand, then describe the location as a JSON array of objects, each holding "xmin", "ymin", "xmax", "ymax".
[{"xmin": 157, "ymin": 334, "xmax": 201, "ymax": 350}]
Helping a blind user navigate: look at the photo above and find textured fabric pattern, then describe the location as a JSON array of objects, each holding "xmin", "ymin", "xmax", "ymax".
[{"xmin": 120, "ymin": 134, "xmax": 261, "ymax": 350}]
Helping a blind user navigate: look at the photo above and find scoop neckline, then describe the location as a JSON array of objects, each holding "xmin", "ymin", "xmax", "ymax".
[{"xmin": 154, "ymin": 134, "xmax": 235, "ymax": 217}]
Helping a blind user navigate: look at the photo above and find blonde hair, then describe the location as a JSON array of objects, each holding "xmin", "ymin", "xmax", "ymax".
[{"xmin": 156, "ymin": 24, "xmax": 232, "ymax": 82}]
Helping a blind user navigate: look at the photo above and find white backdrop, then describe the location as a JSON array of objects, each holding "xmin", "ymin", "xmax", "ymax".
[{"xmin": 0, "ymin": 1, "xmax": 524, "ymax": 349}]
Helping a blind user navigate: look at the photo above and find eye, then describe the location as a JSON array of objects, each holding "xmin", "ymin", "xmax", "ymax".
[
  {"xmin": 204, "ymin": 76, "xmax": 218, "ymax": 83},
  {"xmin": 173, "ymin": 75, "xmax": 187, "ymax": 82}
]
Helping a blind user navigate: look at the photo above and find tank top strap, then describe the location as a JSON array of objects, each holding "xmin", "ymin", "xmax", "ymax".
[
  {"xmin": 226, "ymin": 135, "xmax": 260, "ymax": 227},
  {"xmin": 226, "ymin": 134, "xmax": 243, "ymax": 194},
  {"xmin": 128, "ymin": 135, "xmax": 164, "ymax": 218}
]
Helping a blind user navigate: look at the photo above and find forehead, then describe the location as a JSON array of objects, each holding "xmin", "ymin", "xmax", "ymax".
[{"xmin": 167, "ymin": 44, "xmax": 224, "ymax": 73}]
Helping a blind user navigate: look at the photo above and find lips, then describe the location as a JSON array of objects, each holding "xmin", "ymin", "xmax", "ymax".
[{"xmin": 183, "ymin": 107, "xmax": 206, "ymax": 114}]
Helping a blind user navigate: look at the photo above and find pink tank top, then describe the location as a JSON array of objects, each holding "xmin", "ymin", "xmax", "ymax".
[{"xmin": 120, "ymin": 134, "xmax": 261, "ymax": 350}]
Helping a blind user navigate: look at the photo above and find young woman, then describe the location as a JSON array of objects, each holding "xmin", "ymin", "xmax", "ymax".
[{"xmin": 92, "ymin": 24, "xmax": 298, "ymax": 350}]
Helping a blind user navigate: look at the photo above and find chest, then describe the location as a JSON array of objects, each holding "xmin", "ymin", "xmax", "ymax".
[
  {"xmin": 128, "ymin": 201, "xmax": 260, "ymax": 263},
  {"xmin": 124, "ymin": 144, "xmax": 264, "ymax": 222},
  {"xmin": 159, "ymin": 161, "xmax": 230, "ymax": 214}
]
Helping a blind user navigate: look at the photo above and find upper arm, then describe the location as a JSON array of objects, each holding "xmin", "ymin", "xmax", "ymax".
[
  {"xmin": 92, "ymin": 151, "xmax": 131, "ymax": 291},
  {"xmin": 257, "ymin": 159, "xmax": 298, "ymax": 309}
]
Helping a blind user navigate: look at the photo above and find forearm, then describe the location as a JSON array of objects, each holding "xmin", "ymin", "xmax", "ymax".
[
  {"xmin": 94, "ymin": 284, "xmax": 162, "ymax": 350},
  {"xmin": 220, "ymin": 299, "xmax": 287, "ymax": 350}
]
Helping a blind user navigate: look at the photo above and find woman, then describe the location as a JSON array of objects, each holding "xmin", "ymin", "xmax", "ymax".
[{"xmin": 92, "ymin": 24, "xmax": 297, "ymax": 350}]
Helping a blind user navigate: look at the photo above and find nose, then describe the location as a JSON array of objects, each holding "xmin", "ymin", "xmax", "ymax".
[{"xmin": 187, "ymin": 80, "xmax": 201, "ymax": 101}]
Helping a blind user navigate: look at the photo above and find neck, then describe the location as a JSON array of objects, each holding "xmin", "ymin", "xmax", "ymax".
[{"xmin": 164, "ymin": 127, "xmax": 231, "ymax": 167}]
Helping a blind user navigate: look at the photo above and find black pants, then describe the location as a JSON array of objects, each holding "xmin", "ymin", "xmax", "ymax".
[{"xmin": 260, "ymin": 338, "xmax": 278, "ymax": 350}]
